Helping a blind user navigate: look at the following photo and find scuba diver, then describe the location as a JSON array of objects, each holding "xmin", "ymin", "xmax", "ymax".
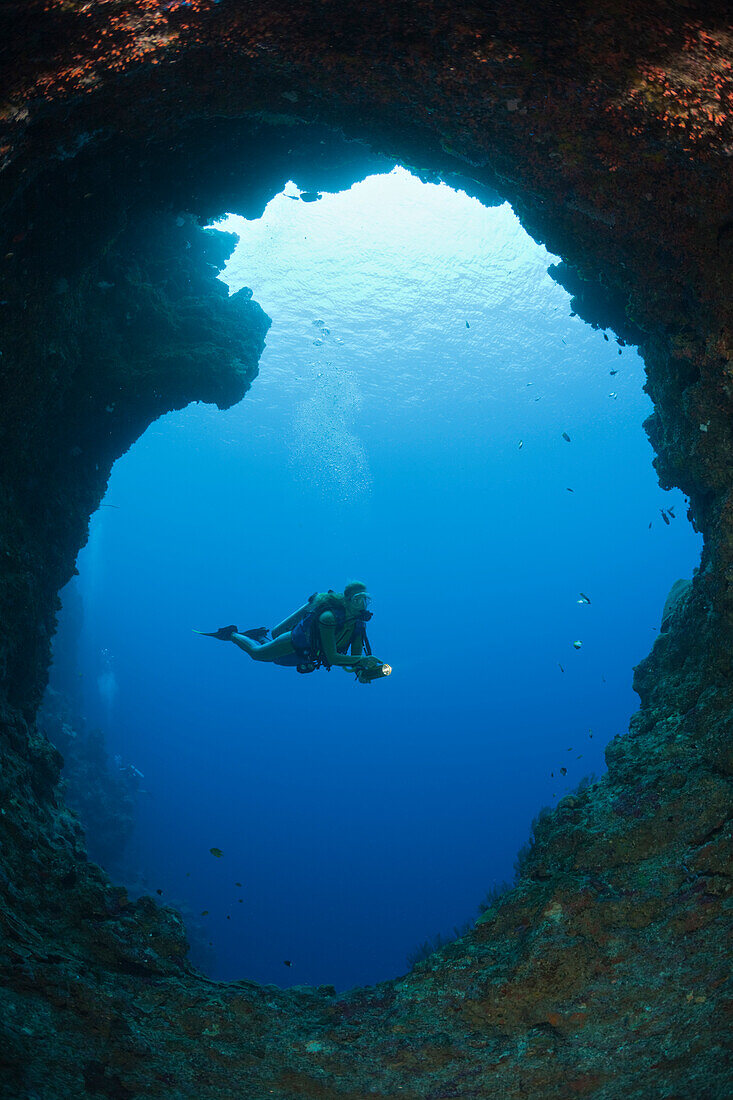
[{"xmin": 197, "ymin": 581, "xmax": 391, "ymax": 685}]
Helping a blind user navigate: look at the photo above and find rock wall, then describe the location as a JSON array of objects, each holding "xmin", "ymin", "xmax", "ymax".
[{"xmin": 0, "ymin": 2, "xmax": 730, "ymax": 1097}]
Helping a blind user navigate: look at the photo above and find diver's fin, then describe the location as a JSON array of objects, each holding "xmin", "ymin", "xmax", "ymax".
[
  {"xmin": 242, "ymin": 627, "xmax": 270, "ymax": 643},
  {"xmin": 194, "ymin": 624, "xmax": 239, "ymax": 640}
]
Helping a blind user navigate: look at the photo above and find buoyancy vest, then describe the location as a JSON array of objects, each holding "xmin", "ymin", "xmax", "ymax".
[{"xmin": 291, "ymin": 592, "xmax": 372, "ymax": 669}]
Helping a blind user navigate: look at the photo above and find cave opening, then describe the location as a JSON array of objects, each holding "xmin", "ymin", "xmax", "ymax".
[
  {"xmin": 2, "ymin": 5, "xmax": 730, "ymax": 1089},
  {"xmin": 46, "ymin": 164, "xmax": 702, "ymax": 994}
]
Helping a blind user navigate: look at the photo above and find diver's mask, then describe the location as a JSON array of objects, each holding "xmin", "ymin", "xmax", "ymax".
[{"xmin": 349, "ymin": 593, "xmax": 372, "ymax": 619}]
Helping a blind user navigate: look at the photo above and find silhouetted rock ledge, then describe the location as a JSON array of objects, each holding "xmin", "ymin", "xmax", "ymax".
[{"xmin": 0, "ymin": 3, "xmax": 731, "ymax": 1097}]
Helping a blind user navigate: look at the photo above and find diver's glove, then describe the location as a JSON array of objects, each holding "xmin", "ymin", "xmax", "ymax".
[{"xmin": 353, "ymin": 655, "xmax": 392, "ymax": 684}]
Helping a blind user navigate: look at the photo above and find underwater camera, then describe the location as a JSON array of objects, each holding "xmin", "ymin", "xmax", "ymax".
[{"xmin": 354, "ymin": 656, "xmax": 392, "ymax": 684}]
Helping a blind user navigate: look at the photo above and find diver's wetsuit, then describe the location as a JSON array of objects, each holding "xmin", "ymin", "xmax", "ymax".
[{"xmin": 275, "ymin": 611, "xmax": 366, "ymax": 668}]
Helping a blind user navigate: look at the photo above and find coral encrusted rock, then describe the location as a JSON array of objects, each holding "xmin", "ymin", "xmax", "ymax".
[{"xmin": 0, "ymin": 2, "xmax": 731, "ymax": 1097}]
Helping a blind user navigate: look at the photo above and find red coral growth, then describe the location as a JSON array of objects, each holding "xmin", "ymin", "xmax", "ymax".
[{"xmin": 608, "ymin": 21, "xmax": 733, "ymax": 154}]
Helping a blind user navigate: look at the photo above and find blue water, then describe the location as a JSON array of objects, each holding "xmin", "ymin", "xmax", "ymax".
[{"xmin": 67, "ymin": 168, "xmax": 700, "ymax": 991}]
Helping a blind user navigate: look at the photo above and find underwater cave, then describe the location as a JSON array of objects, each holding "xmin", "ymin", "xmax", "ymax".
[
  {"xmin": 59, "ymin": 166, "xmax": 702, "ymax": 992},
  {"xmin": 0, "ymin": 2, "xmax": 731, "ymax": 1098}
]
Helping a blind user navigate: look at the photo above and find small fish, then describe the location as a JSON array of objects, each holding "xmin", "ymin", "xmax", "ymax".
[
  {"xmin": 603, "ymin": 333, "xmax": 609, "ymax": 341},
  {"xmin": 577, "ymin": 754, "xmax": 583, "ymax": 759},
  {"xmin": 518, "ymin": 440, "xmax": 523, "ymax": 449},
  {"xmin": 238, "ymin": 899, "xmax": 243, "ymax": 903},
  {"xmin": 573, "ymin": 640, "xmax": 582, "ymax": 649},
  {"xmin": 562, "ymin": 432, "xmax": 571, "ymax": 442},
  {"xmin": 299, "ymin": 191, "xmax": 321, "ymax": 203},
  {"xmin": 660, "ymin": 510, "xmax": 670, "ymax": 526},
  {"xmin": 578, "ymin": 592, "xmax": 591, "ymax": 604},
  {"xmin": 235, "ymin": 882, "xmax": 242, "ymax": 887},
  {"xmin": 283, "ymin": 960, "xmax": 293, "ymax": 967},
  {"xmin": 649, "ymin": 522, "xmax": 652, "ymax": 529},
  {"xmin": 156, "ymin": 889, "xmax": 163, "ymax": 895},
  {"xmin": 560, "ymin": 767, "xmax": 567, "ymax": 776},
  {"xmin": 201, "ymin": 910, "xmax": 209, "ymax": 916},
  {"xmin": 465, "ymin": 321, "xmax": 470, "ymax": 328},
  {"xmin": 551, "ymin": 772, "xmax": 554, "ymax": 777},
  {"xmin": 209, "ymin": 847, "xmax": 224, "ymax": 858},
  {"xmin": 227, "ymin": 915, "xmax": 231, "ymax": 920},
  {"xmin": 618, "ymin": 348, "xmax": 622, "ymax": 355},
  {"xmin": 567, "ymin": 747, "xmax": 573, "ymax": 751},
  {"xmin": 609, "ymin": 392, "xmax": 617, "ymax": 398},
  {"xmin": 558, "ymin": 663, "xmax": 565, "ymax": 673},
  {"xmin": 668, "ymin": 506, "xmax": 676, "ymax": 518},
  {"xmin": 609, "ymin": 369, "xmax": 618, "ymax": 376}
]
